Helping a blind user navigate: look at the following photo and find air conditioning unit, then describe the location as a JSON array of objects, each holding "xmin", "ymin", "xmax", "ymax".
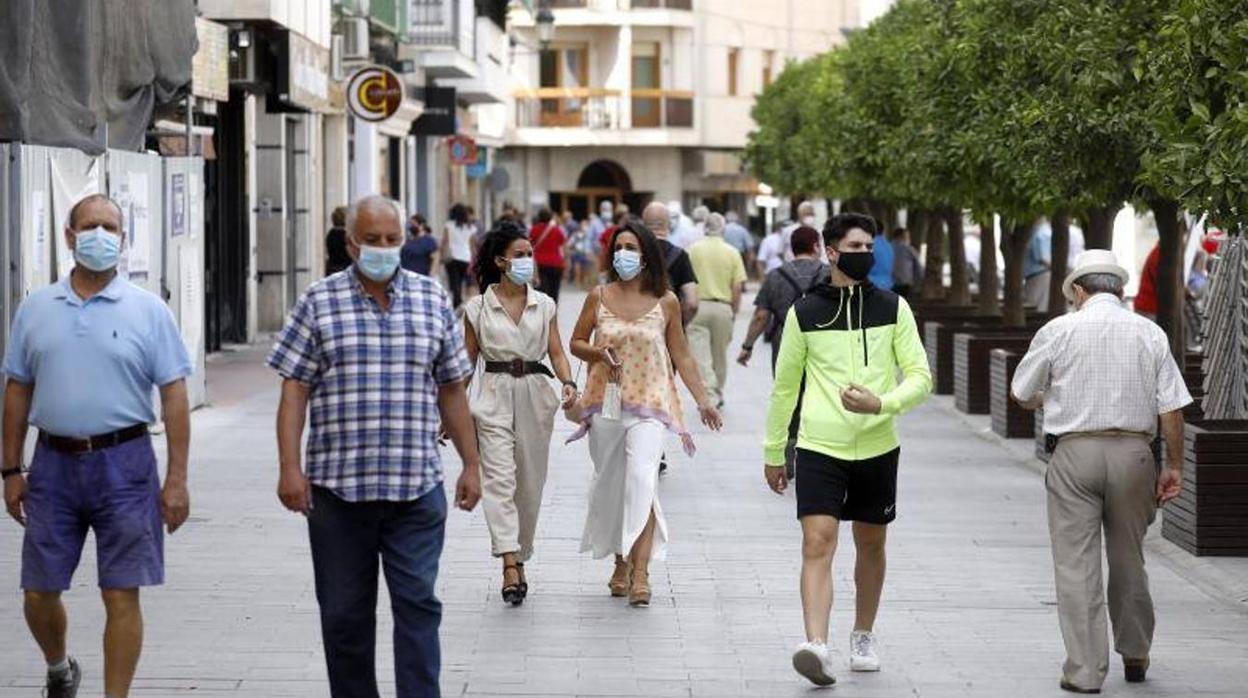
[
  {"xmin": 331, "ymin": 35, "xmax": 346, "ymax": 81},
  {"xmin": 342, "ymin": 17, "xmax": 370, "ymax": 62}
]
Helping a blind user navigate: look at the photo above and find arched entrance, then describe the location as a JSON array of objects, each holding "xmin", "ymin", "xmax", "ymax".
[{"xmin": 551, "ymin": 160, "xmax": 650, "ymax": 221}]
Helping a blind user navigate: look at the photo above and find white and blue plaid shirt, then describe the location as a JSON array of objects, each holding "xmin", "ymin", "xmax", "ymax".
[{"xmin": 267, "ymin": 269, "xmax": 472, "ymax": 502}]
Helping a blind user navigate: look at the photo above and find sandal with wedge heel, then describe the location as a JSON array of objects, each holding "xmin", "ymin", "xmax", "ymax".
[{"xmin": 501, "ymin": 564, "xmax": 524, "ymax": 606}]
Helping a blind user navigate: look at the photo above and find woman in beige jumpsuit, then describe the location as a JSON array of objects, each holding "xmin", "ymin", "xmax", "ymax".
[{"xmin": 464, "ymin": 221, "xmax": 577, "ymax": 605}]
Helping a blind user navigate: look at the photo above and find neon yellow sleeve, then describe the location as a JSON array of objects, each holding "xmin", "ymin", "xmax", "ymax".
[
  {"xmin": 763, "ymin": 307, "xmax": 808, "ymax": 465},
  {"xmin": 879, "ymin": 297, "xmax": 932, "ymax": 416}
]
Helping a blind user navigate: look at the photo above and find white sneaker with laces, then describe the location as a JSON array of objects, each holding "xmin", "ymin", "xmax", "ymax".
[
  {"xmin": 850, "ymin": 630, "xmax": 881, "ymax": 672},
  {"xmin": 792, "ymin": 641, "xmax": 837, "ymax": 686}
]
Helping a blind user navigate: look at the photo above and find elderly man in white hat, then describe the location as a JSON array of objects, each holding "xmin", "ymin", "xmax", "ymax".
[{"xmin": 1011, "ymin": 249, "xmax": 1191, "ymax": 695}]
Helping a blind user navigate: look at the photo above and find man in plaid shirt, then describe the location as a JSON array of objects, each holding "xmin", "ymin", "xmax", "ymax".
[{"xmin": 268, "ymin": 195, "xmax": 482, "ymax": 698}]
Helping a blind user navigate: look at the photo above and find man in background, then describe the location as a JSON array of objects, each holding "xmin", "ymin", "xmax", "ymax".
[{"xmin": 687, "ymin": 213, "xmax": 747, "ymax": 408}]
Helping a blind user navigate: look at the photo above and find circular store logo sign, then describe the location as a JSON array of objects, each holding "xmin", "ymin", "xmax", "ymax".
[{"xmin": 346, "ymin": 66, "xmax": 404, "ymax": 122}]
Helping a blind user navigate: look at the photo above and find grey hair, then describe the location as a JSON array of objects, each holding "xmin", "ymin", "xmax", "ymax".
[
  {"xmin": 692, "ymin": 205, "xmax": 710, "ymax": 223},
  {"xmin": 797, "ymin": 200, "xmax": 815, "ymax": 216},
  {"xmin": 1073, "ymin": 272, "xmax": 1124, "ymax": 297},
  {"xmin": 706, "ymin": 212, "xmax": 726, "ymax": 235},
  {"xmin": 641, "ymin": 201, "xmax": 670, "ymax": 231},
  {"xmin": 346, "ymin": 195, "xmax": 405, "ymax": 235}
]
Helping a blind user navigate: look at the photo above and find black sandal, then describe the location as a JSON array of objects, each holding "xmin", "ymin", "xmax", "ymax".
[
  {"xmin": 516, "ymin": 562, "xmax": 529, "ymax": 600},
  {"xmin": 502, "ymin": 564, "xmax": 523, "ymax": 606}
]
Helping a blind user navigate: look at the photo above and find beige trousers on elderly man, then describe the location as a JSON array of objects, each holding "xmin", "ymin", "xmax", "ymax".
[
  {"xmin": 1046, "ymin": 434, "xmax": 1158, "ymax": 690},
  {"xmin": 687, "ymin": 301, "xmax": 734, "ymax": 406}
]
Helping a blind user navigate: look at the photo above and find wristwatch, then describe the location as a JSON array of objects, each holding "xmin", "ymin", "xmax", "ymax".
[
  {"xmin": 561, "ymin": 379, "xmax": 578, "ymax": 389},
  {"xmin": 742, "ymin": 343, "xmax": 754, "ymax": 352},
  {"xmin": 1, "ymin": 465, "xmax": 24, "ymax": 480}
]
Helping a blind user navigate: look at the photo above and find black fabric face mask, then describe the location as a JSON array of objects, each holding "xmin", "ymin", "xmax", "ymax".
[{"xmin": 836, "ymin": 251, "xmax": 874, "ymax": 282}]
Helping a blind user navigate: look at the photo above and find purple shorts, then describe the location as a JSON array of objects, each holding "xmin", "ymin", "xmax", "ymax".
[{"xmin": 21, "ymin": 435, "xmax": 164, "ymax": 591}]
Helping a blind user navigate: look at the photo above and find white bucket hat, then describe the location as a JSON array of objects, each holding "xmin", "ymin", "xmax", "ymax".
[{"xmin": 1063, "ymin": 249, "xmax": 1129, "ymax": 301}]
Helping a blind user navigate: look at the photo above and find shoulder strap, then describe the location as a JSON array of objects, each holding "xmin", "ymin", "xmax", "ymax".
[
  {"xmin": 777, "ymin": 264, "xmax": 803, "ymax": 295},
  {"xmin": 533, "ymin": 221, "xmax": 559, "ymax": 250}
]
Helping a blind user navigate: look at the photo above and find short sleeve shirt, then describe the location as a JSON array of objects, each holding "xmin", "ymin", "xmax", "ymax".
[
  {"xmin": 687, "ymin": 237, "xmax": 747, "ymax": 302},
  {"xmin": 658, "ymin": 239, "xmax": 698, "ymax": 291},
  {"xmin": 266, "ymin": 270, "xmax": 472, "ymax": 502},
  {"xmin": 3, "ymin": 274, "xmax": 192, "ymax": 438}
]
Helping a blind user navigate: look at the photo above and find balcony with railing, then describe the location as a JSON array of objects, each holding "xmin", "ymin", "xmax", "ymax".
[
  {"xmin": 402, "ymin": 0, "xmax": 477, "ymax": 78},
  {"xmin": 548, "ymin": 0, "xmax": 692, "ymax": 7},
  {"xmin": 511, "ymin": 87, "xmax": 695, "ymax": 145}
]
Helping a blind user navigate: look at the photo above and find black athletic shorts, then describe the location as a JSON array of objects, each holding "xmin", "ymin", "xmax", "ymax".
[{"xmin": 794, "ymin": 447, "xmax": 900, "ymax": 524}]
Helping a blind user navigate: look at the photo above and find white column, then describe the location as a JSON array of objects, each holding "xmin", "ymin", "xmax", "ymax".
[{"xmin": 350, "ymin": 117, "xmax": 378, "ymax": 199}]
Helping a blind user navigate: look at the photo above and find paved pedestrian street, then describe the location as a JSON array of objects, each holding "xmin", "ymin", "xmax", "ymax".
[{"xmin": 2, "ymin": 289, "xmax": 1246, "ymax": 698}]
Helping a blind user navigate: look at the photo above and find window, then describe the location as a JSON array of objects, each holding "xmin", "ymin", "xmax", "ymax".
[
  {"xmin": 632, "ymin": 42, "xmax": 661, "ymax": 127},
  {"xmin": 727, "ymin": 47, "xmax": 739, "ymax": 96},
  {"xmin": 762, "ymin": 50, "xmax": 775, "ymax": 89},
  {"xmin": 538, "ymin": 45, "xmax": 590, "ymax": 127}
]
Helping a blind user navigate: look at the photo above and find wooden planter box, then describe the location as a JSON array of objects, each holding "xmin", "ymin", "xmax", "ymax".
[
  {"xmin": 926, "ymin": 321, "xmax": 1042, "ymax": 395},
  {"xmin": 954, "ymin": 332, "xmax": 1035, "ymax": 414},
  {"xmin": 1162, "ymin": 420, "xmax": 1248, "ymax": 557},
  {"xmin": 990, "ymin": 349, "xmax": 1034, "ymax": 438}
]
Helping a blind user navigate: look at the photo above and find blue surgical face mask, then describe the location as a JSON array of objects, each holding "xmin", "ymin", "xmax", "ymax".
[
  {"xmin": 73, "ymin": 226, "xmax": 122, "ymax": 272},
  {"xmin": 613, "ymin": 249, "xmax": 643, "ymax": 281},
  {"xmin": 506, "ymin": 257, "xmax": 535, "ymax": 285},
  {"xmin": 356, "ymin": 243, "xmax": 401, "ymax": 281}
]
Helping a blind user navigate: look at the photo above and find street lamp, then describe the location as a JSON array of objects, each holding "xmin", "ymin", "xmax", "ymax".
[{"xmin": 535, "ymin": 2, "xmax": 555, "ymax": 48}]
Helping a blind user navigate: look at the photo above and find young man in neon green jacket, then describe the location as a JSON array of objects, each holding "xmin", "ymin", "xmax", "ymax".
[{"xmin": 763, "ymin": 212, "xmax": 932, "ymax": 686}]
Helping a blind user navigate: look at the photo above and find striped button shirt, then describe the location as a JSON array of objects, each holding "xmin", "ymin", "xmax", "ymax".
[
  {"xmin": 1011, "ymin": 293, "xmax": 1191, "ymax": 436},
  {"xmin": 267, "ymin": 269, "xmax": 472, "ymax": 502}
]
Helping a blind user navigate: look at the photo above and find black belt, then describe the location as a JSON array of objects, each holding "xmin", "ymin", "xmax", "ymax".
[
  {"xmin": 40, "ymin": 424, "xmax": 149, "ymax": 455},
  {"xmin": 484, "ymin": 360, "xmax": 554, "ymax": 379}
]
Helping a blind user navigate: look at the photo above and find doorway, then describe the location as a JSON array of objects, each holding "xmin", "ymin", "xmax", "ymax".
[{"xmin": 204, "ymin": 93, "xmax": 249, "ymax": 350}]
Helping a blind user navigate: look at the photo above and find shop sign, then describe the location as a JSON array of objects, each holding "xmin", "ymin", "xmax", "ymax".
[
  {"xmin": 466, "ymin": 147, "xmax": 489, "ymax": 179},
  {"xmin": 191, "ymin": 18, "xmax": 229, "ymax": 102},
  {"xmin": 448, "ymin": 135, "xmax": 478, "ymax": 165},
  {"xmin": 347, "ymin": 66, "xmax": 405, "ymax": 122},
  {"xmin": 278, "ymin": 31, "xmax": 331, "ymax": 112},
  {"xmin": 412, "ymin": 87, "xmax": 457, "ymax": 136}
]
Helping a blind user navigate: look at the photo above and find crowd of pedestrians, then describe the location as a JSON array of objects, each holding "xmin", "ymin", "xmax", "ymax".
[{"xmin": 1, "ymin": 191, "xmax": 1195, "ymax": 698}]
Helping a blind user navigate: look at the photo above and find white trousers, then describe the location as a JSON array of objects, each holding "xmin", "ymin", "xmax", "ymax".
[{"xmin": 581, "ymin": 415, "xmax": 669, "ymax": 561}]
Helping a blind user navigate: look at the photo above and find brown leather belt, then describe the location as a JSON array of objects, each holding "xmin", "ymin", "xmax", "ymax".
[{"xmin": 40, "ymin": 424, "xmax": 149, "ymax": 455}]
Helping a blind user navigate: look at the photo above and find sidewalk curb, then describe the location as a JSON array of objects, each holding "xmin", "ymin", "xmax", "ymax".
[{"xmin": 930, "ymin": 395, "xmax": 1248, "ymax": 612}]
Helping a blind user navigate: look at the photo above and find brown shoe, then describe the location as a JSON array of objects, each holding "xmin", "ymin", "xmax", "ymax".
[
  {"xmin": 608, "ymin": 558, "xmax": 631, "ymax": 597},
  {"xmin": 1124, "ymin": 657, "xmax": 1149, "ymax": 683},
  {"xmin": 629, "ymin": 568, "xmax": 651, "ymax": 607}
]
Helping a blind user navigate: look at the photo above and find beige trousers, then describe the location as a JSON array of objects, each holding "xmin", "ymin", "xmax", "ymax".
[
  {"xmin": 1046, "ymin": 434, "xmax": 1158, "ymax": 689},
  {"xmin": 687, "ymin": 300, "xmax": 734, "ymax": 405},
  {"xmin": 472, "ymin": 374, "xmax": 560, "ymax": 561}
]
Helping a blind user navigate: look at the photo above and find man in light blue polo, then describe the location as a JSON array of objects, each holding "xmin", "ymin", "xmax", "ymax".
[{"xmin": 2, "ymin": 194, "xmax": 193, "ymax": 698}]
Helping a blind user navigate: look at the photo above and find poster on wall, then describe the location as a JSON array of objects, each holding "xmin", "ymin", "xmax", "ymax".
[
  {"xmin": 30, "ymin": 191, "xmax": 47, "ymax": 275},
  {"xmin": 178, "ymin": 244, "xmax": 203, "ymax": 364},
  {"xmin": 49, "ymin": 157, "xmax": 101, "ymax": 280},
  {"xmin": 114, "ymin": 172, "xmax": 151, "ymax": 275},
  {"xmin": 171, "ymin": 173, "xmax": 187, "ymax": 237}
]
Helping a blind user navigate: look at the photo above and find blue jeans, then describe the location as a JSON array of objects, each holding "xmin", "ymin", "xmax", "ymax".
[{"xmin": 308, "ymin": 486, "xmax": 447, "ymax": 698}]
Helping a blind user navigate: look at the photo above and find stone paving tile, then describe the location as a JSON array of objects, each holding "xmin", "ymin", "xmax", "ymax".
[{"xmin": 2, "ymin": 289, "xmax": 1247, "ymax": 697}]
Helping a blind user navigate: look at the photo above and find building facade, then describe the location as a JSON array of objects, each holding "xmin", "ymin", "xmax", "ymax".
[{"xmin": 499, "ymin": 0, "xmax": 857, "ymax": 224}]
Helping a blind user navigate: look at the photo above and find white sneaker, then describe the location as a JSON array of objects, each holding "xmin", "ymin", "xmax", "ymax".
[
  {"xmin": 849, "ymin": 630, "xmax": 881, "ymax": 672},
  {"xmin": 792, "ymin": 641, "xmax": 837, "ymax": 686}
]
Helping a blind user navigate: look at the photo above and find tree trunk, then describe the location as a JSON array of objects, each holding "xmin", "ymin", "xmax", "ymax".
[
  {"xmin": 880, "ymin": 202, "xmax": 899, "ymax": 235},
  {"xmin": 1083, "ymin": 204, "xmax": 1119, "ymax": 250},
  {"xmin": 944, "ymin": 207, "xmax": 970, "ymax": 305},
  {"xmin": 1000, "ymin": 220, "xmax": 1034, "ymax": 327},
  {"xmin": 977, "ymin": 215, "xmax": 999, "ymax": 315},
  {"xmin": 921, "ymin": 214, "xmax": 946, "ymax": 300},
  {"xmin": 1048, "ymin": 210, "xmax": 1071, "ymax": 316},
  {"xmin": 909, "ymin": 209, "xmax": 929, "ymax": 248},
  {"xmin": 1150, "ymin": 198, "xmax": 1185, "ymax": 363}
]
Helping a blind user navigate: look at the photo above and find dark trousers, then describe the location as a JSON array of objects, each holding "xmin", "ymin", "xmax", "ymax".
[
  {"xmin": 444, "ymin": 260, "xmax": 469, "ymax": 308},
  {"xmin": 538, "ymin": 264, "xmax": 563, "ymax": 303},
  {"xmin": 308, "ymin": 486, "xmax": 447, "ymax": 698}
]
